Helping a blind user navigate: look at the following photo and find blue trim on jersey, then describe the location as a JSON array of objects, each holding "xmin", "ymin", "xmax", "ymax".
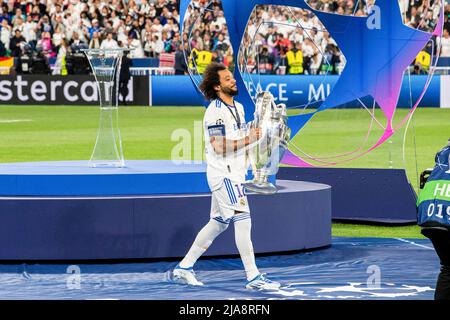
[{"xmin": 224, "ymin": 178, "xmax": 237, "ymax": 204}]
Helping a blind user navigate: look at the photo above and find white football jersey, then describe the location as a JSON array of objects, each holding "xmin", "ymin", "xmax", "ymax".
[{"xmin": 204, "ymin": 98, "xmax": 249, "ymax": 191}]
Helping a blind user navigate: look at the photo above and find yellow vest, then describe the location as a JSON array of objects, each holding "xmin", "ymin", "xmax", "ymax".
[
  {"xmin": 61, "ymin": 54, "xmax": 68, "ymax": 76},
  {"xmin": 416, "ymin": 51, "xmax": 431, "ymax": 72},
  {"xmin": 286, "ymin": 50, "xmax": 304, "ymax": 74},
  {"xmin": 196, "ymin": 51, "xmax": 213, "ymax": 74},
  {"xmin": 188, "ymin": 48, "xmax": 197, "ymax": 70}
]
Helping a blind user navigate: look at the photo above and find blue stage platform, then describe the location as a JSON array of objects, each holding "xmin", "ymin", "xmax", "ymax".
[
  {"xmin": 0, "ymin": 161, "xmax": 210, "ymax": 196},
  {"xmin": 0, "ymin": 160, "xmax": 332, "ymax": 261}
]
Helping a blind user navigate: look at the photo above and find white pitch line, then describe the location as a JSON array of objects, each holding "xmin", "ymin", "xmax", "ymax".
[
  {"xmin": 394, "ymin": 238, "xmax": 434, "ymax": 250},
  {"xmin": 0, "ymin": 119, "xmax": 33, "ymax": 123}
]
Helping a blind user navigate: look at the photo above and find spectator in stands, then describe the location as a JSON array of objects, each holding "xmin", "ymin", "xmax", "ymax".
[
  {"xmin": 253, "ymin": 46, "xmax": 273, "ymax": 75},
  {"xmin": 224, "ymin": 49, "xmax": 234, "ymax": 70},
  {"xmin": 30, "ymin": 0, "xmax": 47, "ymax": 17},
  {"xmin": 36, "ymin": 30, "xmax": 54, "ymax": 59},
  {"xmin": 150, "ymin": 33, "xmax": 164, "ymax": 58},
  {"xmin": 12, "ymin": 15, "xmax": 24, "ymax": 34},
  {"xmin": 0, "ymin": 5, "xmax": 9, "ymax": 25},
  {"xmin": 72, "ymin": 20, "xmax": 90, "ymax": 44},
  {"xmin": 110, "ymin": 10, "xmax": 121, "ymax": 30},
  {"xmin": 116, "ymin": 21, "xmax": 128, "ymax": 44},
  {"xmin": 310, "ymin": 50, "xmax": 322, "ymax": 75},
  {"xmin": 52, "ymin": 14, "xmax": 66, "ymax": 35},
  {"xmin": 143, "ymin": 32, "xmax": 153, "ymax": 57},
  {"xmin": 275, "ymin": 33, "xmax": 291, "ymax": 60},
  {"xmin": 9, "ymin": 29, "xmax": 26, "ymax": 57},
  {"xmin": 52, "ymin": 38, "xmax": 68, "ymax": 75},
  {"xmin": 129, "ymin": 19, "xmax": 142, "ymax": 41},
  {"xmin": 139, "ymin": 0, "xmax": 152, "ymax": 16},
  {"xmin": 440, "ymin": 29, "xmax": 450, "ymax": 58},
  {"xmin": 212, "ymin": 33, "xmax": 229, "ymax": 52},
  {"xmin": 286, "ymin": 42, "xmax": 304, "ymax": 75},
  {"xmin": 37, "ymin": 15, "xmax": 53, "ymax": 38},
  {"xmin": 0, "ymin": 18, "xmax": 12, "ymax": 52},
  {"xmin": 127, "ymin": 34, "xmax": 145, "ymax": 58},
  {"xmin": 171, "ymin": 31, "xmax": 181, "ymax": 52},
  {"xmin": 141, "ymin": 23, "xmax": 152, "ymax": 43},
  {"xmin": 302, "ymin": 38, "xmax": 315, "ymax": 75},
  {"xmin": 89, "ymin": 31, "xmax": 101, "ymax": 49},
  {"xmin": 80, "ymin": 11, "xmax": 92, "ymax": 29},
  {"xmin": 52, "ymin": 25, "xmax": 65, "ymax": 53},
  {"xmin": 69, "ymin": 31, "xmax": 87, "ymax": 52},
  {"xmin": 155, "ymin": 0, "xmax": 168, "ymax": 16},
  {"xmin": 147, "ymin": 3, "xmax": 157, "ymax": 20},
  {"xmin": 151, "ymin": 17, "xmax": 163, "ymax": 35},
  {"xmin": 29, "ymin": 5, "xmax": 42, "ymax": 24},
  {"xmin": 329, "ymin": 44, "xmax": 342, "ymax": 75},
  {"xmin": 100, "ymin": 31, "xmax": 118, "ymax": 50},
  {"xmin": 163, "ymin": 18, "xmax": 180, "ymax": 38},
  {"xmin": 444, "ymin": 4, "xmax": 450, "ymax": 34},
  {"xmin": 174, "ymin": 42, "xmax": 188, "ymax": 75},
  {"xmin": 162, "ymin": 31, "xmax": 173, "ymax": 52},
  {"xmin": 88, "ymin": 19, "xmax": 101, "ymax": 39},
  {"xmin": 11, "ymin": 8, "xmax": 26, "ymax": 24},
  {"xmin": 23, "ymin": 15, "xmax": 37, "ymax": 47}
]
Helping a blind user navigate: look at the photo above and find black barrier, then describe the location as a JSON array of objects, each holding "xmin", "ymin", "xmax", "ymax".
[{"xmin": 0, "ymin": 75, "xmax": 150, "ymax": 106}]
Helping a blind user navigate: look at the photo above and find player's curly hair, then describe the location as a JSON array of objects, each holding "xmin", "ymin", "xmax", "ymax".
[{"xmin": 199, "ymin": 62, "xmax": 227, "ymax": 101}]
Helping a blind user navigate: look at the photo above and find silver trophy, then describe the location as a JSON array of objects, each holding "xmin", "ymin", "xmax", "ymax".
[{"xmin": 244, "ymin": 91, "xmax": 291, "ymax": 194}]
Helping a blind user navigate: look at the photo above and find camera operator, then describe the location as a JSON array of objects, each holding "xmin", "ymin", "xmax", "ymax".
[
  {"xmin": 418, "ymin": 139, "xmax": 450, "ymax": 300},
  {"xmin": 10, "ymin": 29, "xmax": 26, "ymax": 58}
]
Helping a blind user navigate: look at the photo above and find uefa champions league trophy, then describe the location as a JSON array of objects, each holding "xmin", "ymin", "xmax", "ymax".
[
  {"xmin": 244, "ymin": 91, "xmax": 291, "ymax": 194},
  {"xmin": 82, "ymin": 48, "xmax": 129, "ymax": 168}
]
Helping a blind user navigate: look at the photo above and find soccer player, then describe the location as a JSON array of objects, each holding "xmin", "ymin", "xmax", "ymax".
[{"xmin": 173, "ymin": 62, "xmax": 281, "ymax": 290}]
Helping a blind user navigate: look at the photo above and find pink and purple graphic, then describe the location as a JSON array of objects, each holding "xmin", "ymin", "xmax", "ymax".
[{"xmin": 180, "ymin": 0, "xmax": 444, "ymax": 167}]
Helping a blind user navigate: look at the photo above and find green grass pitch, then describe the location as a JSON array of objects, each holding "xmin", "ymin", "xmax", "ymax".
[{"xmin": 1, "ymin": 105, "xmax": 449, "ymax": 239}]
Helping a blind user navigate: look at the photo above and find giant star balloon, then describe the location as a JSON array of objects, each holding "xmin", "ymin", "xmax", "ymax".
[{"xmin": 180, "ymin": 0, "xmax": 444, "ymax": 167}]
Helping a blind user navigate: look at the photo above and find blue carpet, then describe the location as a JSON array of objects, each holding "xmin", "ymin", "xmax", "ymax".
[{"xmin": 0, "ymin": 237, "xmax": 439, "ymax": 300}]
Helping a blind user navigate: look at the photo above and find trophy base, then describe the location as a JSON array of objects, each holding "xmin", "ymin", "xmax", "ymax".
[
  {"xmin": 243, "ymin": 181, "xmax": 277, "ymax": 195},
  {"xmin": 89, "ymin": 161, "xmax": 126, "ymax": 168}
]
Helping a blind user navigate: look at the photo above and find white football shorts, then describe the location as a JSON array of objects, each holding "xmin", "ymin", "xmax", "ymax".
[{"xmin": 210, "ymin": 178, "xmax": 250, "ymax": 222}]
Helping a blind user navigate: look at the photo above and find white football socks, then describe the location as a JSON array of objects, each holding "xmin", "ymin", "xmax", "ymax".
[
  {"xmin": 179, "ymin": 213, "xmax": 260, "ymax": 282},
  {"xmin": 179, "ymin": 218, "xmax": 229, "ymax": 268},
  {"xmin": 233, "ymin": 213, "xmax": 260, "ymax": 281}
]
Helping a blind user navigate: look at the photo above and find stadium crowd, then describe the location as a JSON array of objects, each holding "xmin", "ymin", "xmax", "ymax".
[
  {"xmin": 0, "ymin": 0, "xmax": 448, "ymax": 75},
  {"xmin": 185, "ymin": 0, "xmax": 449, "ymax": 75}
]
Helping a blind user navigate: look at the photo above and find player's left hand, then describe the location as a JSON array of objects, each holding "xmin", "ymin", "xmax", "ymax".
[{"xmin": 249, "ymin": 127, "xmax": 262, "ymax": 143}]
